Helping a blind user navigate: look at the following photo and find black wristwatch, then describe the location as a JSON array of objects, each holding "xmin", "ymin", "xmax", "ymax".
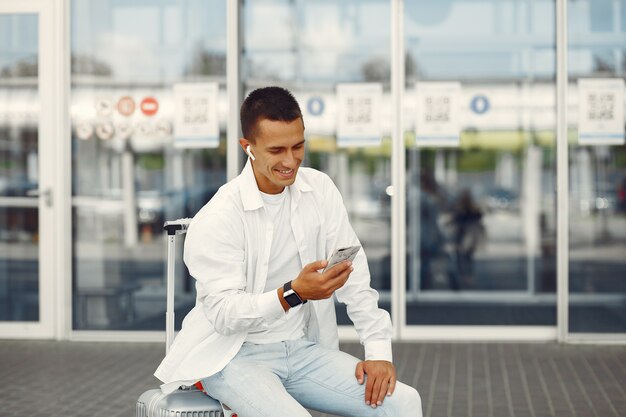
[{"xmin": 283, "ymin": 281, "xmax": 307, "ymax": 307}]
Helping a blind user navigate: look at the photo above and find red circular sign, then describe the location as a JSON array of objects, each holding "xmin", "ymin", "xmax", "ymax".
[
  {"xmin": 117, "ymin": 96, "xmax": 136, "ymax": 116},
  {"xmin": 140, "ymin": 97, "xmax": 159, "ymax": 116}
]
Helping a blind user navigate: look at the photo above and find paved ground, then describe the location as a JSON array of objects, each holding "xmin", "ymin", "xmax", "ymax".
[{"xmin": 0, "ymin": 340, "xmax": 624, "ymax": 417}]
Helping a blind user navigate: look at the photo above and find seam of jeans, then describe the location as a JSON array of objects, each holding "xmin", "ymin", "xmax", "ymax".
[
  {"xmin": 285, "ymin": 341, "xmax": 293, "ymax": 377},
  {"xmin": 299, "ymin": 375, "xmax": 393, "ymax": 417},
  {"xmin": 212, "ymin": 372, "xmax": 277, "ymax": 417}
]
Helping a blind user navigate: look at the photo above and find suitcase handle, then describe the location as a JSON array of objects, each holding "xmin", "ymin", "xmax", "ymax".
[
  {"xmin": 164, "ymin": 218, "xmax": 192, "ymax": 354},
  {"xmin": 164, "ymin": 218, "xmax": 192, "ymax": 236},
  {"xmin": 162, "ymin": 218, "xmax": 238, "ymax": 416}
]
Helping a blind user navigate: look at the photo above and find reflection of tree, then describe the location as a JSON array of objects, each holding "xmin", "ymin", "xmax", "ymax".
[
  {"xmin": 405, "ymin": 53, "xmax": 418, "ymax": 78},
  {"xmin": 362, "ymin": 57, "xmax": 389, "ymax": 82},
  {"xmin": 592, "ymin": 53, "xmax": 614, "ymax": 74},
  {"xmin": 361, "ymin": 53, "xmax": 418, "ymax": 82},
  {"xmin": 1, "ymin": 54, "xmax": 112, "ymax": 77},
  {"xmin": 245, "ymin": 57, "xmax": 282, "ymax": 81},
  {"xmin": 0, "ymin": 56, "xmax": 37, "ymax": 77},
  {"xmin": 185, "ymin": 43, "xmax": 226, "ymax": 76},
  {"xmin": 71, "ymin": 54, "xmax": 113, "ymax": 76}
]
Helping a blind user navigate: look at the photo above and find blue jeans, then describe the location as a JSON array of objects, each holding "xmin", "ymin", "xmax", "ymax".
[{"xmin": 201, "ymin": 339, "xmax": 422, "ymax": 417}]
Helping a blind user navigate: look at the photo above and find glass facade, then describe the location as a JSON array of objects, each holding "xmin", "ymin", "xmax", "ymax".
[
  {"xmin": 0, "ymin": 0, "xmax": 624, "ymax": 339},
  {"xmin": 0, "ymin": 14, "xmax": 39, "ymax": 322},
  {"xmin": 243, "ymin": 0, "xmax": 393, "ymax": 324}
]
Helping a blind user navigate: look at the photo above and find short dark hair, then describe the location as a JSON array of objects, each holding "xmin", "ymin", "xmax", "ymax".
[{"xmin": 240, "ymin": 86, "xmax": 303, "ymax": 142}]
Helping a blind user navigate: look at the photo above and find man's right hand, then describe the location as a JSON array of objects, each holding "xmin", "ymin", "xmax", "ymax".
[{"xmin": 291, "ymin": 259, "xmax": 353, "ymax": 301}]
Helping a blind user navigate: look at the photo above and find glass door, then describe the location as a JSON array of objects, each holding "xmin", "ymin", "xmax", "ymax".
[
  {"xmin": 566, "ymin": 0, "xmax": 626, "ymax": 339},
  {"xmin": 0, "ymin": 1, "xmax": 56, "ymax": 338},
  {"xmin": 402, "ymin": 0, "xmax": 557, "ymax": 336}
]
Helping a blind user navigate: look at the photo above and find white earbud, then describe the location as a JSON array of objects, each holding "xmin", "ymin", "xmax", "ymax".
[{"xmin": 245, "ymin": 145, "xmax": 256, "ymax": 161}]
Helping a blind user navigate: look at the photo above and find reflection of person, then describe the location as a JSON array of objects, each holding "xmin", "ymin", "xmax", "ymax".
[
  {"xmin": 618, "ymin": 177, "xmax": 626, "ymax": 213},
  {"xmin": 450, "ymin": 189, "xmax": 485, "ymax": 286},
  {"xmin": 155, "ymin": 87, "xmax": 421, "ymax": 417},
  {"xmin": 419, "ymin": 170, "xmax": 458, "ymax": 290}
]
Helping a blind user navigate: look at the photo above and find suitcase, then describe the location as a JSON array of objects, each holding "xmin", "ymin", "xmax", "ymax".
[{"xmin": 136, "ymin": 218, "xmax": 236, "ymax": 417}]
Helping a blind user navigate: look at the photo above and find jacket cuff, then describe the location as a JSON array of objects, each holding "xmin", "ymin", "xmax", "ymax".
[
  {"xmin": 364, "ymin": 340, "xmax": 393, "ymax": 363},
  {"xmin": 257, "ymin": 290, "xmax": 286, "ymax": 322}
]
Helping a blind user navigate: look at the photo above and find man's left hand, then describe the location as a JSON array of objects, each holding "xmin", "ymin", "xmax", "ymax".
[{"xmin": 355, "ymin": 360, "xmax": 397, "ymax": 408}]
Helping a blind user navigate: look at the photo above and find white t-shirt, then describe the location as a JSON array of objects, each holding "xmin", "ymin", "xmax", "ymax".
[{"xmin": 245, "ymin": 187, "xmax": 307, "ymax": 344}]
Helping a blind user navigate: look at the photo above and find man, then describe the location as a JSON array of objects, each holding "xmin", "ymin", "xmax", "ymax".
[{"xmin": 155, "ymin": 86, "xmax": 422, "ymax": 417}]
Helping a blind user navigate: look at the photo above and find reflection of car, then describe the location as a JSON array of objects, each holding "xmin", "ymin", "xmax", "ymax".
[
  {"xmin": 590, "ymin": 196, "xmax": 616, "ymax": 212},
  {"xmin": 0, "ymin": 178, "xmax": 39, "ymax": 242},
  {"xmin": 483, "ymin": 187, "xmax": 518, "ymax": 212},
  {"xmin": 619, "ymin": 180, "xmax": 626, "ymax": 213},
  {"xmin": 0, "ymin": 178, "xmax": 38, "ymax": 197},
  {"xmin": 592, "ymin": 181, "xmax": 618, "ymax": 213},
  {"xmin": 137, "ymin": 186, "xmax": 219, "ymax": 235},
  {"xmin": 351, "ymin": 198, "xmax": 383, "ymax": 219},
  {"xmin": 577, "ymin": 181, "xmax": 619, "ymax": 214},
  {"xmin": 350, "ymin": 187, "xmax": 393, "ymax": 220},
  {"xmin": 183, "ymin": 186, "xmax": 219, "ymax": 218},
  {"xmin": 137, "ymin": 190, "xmax": 166, "ymax": 226}
]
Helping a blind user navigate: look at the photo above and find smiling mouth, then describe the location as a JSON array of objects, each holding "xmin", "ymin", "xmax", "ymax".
[{"xmin": 275, "ymin": 168, "xmax": 295, "ymax": 178}]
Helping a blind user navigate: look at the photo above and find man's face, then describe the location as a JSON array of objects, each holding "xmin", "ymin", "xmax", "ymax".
[{"xmin": 240, "ymin": 117, "xmax": 305, "ymax": 194}]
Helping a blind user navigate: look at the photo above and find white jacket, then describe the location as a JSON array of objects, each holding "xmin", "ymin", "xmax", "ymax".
[{"xmin": 155, "ymin": 161, "xmax": 392, "ymax": 393}]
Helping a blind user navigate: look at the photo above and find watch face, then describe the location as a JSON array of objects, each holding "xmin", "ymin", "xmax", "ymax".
[{"xmin": 284, "ymin": 290, "xmax": 302, "ymax": 307}]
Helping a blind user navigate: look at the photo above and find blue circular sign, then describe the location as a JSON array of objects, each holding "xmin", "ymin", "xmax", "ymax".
[
  {"xmin": 307, "ymin": 96, "xmax": 325, "ymax": 116},
  {"xmin": 470, "ymin": 95, "xmax": 490, "ymax": 114}
]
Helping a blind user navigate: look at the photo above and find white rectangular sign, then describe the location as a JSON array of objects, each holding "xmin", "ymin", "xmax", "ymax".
[
  {"xmin": 415, "ymin": 82, "xmax": 462, "ymax": 147},
  {"xmin": 578, "ymin": 78, "xmax": 625, "ymax": 146},
  {"xmin": 173, "ymin": 83, "xmax": 219, "ymax": 148},
  {"xmin": 336, "ymin": 83, "xmax": 382, "ymax": 148}
]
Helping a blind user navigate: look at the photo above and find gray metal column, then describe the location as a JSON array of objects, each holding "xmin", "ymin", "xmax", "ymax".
[
  {"xmin": 556, "ymin": 0, "xmax": 569, "ymax": 342},
  {"xmin": 227, "ymin": 0, "xmax": 242, "ymax": 180},
  {"xmin": 391, "ymin": 0, "xmax": 406, "ymax": 340}
]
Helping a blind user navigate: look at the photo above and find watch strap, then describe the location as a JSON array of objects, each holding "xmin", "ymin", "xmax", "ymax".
[{"xmin": 283, "ymin": 280, "xmax": 307, "ymax": 306}]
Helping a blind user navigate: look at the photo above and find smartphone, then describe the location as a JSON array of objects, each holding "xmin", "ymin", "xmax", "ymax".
[{"xmin": 323, "ymin": 245, "xmax": 361, "ymax": 272}]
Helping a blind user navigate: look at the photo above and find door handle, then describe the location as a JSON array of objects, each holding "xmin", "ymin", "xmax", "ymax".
[{"xmin": 26, "ymin": 188, "xmax": 53, "ymax": 207}]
